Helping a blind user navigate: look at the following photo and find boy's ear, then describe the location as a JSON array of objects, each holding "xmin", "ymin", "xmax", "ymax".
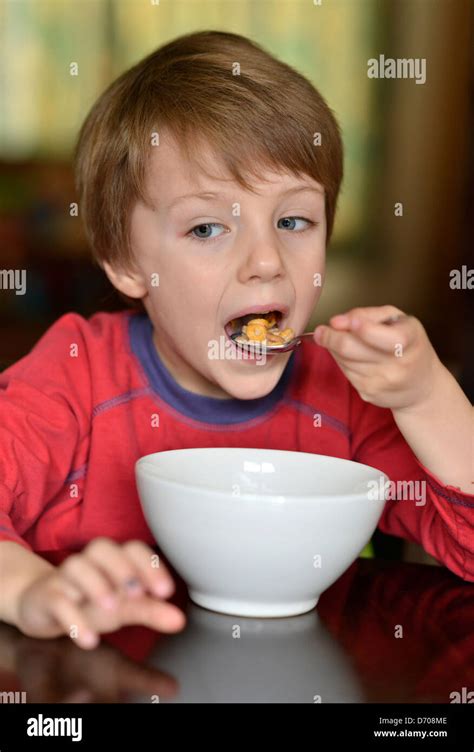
[{"xmin": 102, "ymin": 260, "xmax": 147, "ymax": 299}]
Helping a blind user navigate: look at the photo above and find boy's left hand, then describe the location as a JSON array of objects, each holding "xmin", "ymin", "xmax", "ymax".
[{"xmin": 314, "ymin": 305, "xmax": 442, "ymax": 411}]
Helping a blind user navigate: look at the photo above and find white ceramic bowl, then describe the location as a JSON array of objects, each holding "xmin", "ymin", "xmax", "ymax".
[{"xmin": 136, "ymin": 448, "xmax": 388, "ymax": 618}]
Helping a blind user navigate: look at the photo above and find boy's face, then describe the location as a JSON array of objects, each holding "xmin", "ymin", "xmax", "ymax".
[{"xmin": 112, "ymin": 135, "xmax": 327, "ymax": 400}]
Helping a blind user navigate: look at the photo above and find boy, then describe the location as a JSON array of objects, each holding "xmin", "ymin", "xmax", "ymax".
[{"xmin": 0, "ymin": 31, "xmax": 472, "ymax": 650}]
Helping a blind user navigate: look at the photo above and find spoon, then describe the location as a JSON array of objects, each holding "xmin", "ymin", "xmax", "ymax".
[{"xmin": 230, "ymin": 314, "xmax": 406, "ymax": 354}]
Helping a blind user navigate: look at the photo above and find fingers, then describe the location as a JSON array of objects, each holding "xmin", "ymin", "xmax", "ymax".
[
  {"xmin": 316, "ymin": 307, "xmax": 415, "ymax": 357},
  {"xmin": 329, "ymin": 305, "xmax": 404, "ymax": 329},
  {"xmin": 53, "ymin": 539, "xmax": 184, "ymax": 648},
  {"xmin": 59, "ymin": 540, "xmax": 175, "ymax": 608},
  {"xmin": 82, "ymin": 538, "xmax": 147, "ymax": 598},
  {"xmin": 122, "ymin": 541, "xmax": 175, "ymax": 599},
  {"xmin": 314, "ymin": 328, "xmax": 379, "ymax": 362},
  {"xmin": 119, "ymin": 596, "xmax": 186, "ymax": 634},
  {"xmin": 349, "ymin": 315, "xmax": 414, "ymax": 353},
  {"xmin": 59, "ymin": 554, "xmax": 119, "ymax": 610},
  {"xmin": 47, "ymin": 594, "xmax": 99, "ymax": 650}
]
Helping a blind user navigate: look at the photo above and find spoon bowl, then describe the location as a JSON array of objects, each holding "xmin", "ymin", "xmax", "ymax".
[{"xmin": 230, "ymin": 331, "xmax": 313, "ymax": 353}]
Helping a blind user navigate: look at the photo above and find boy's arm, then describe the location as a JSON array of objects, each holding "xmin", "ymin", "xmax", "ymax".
[
  {"xmin": 315, "ymin": 305, "xmax": 473, "ymax": 578},
  {"xmin": 0, "ymin": 541, "xmax": 55, "ymax": 627},
  {"xmin": 349, "ymin": 386, "xmax": 474, "ymax": 581},
  {"xmin": 0, "ymin": 313, "xmax": 91, "ymax": 551},
  {"xmin": 392, "ymin": 363, "xmax": 473, "ymax": 494}
]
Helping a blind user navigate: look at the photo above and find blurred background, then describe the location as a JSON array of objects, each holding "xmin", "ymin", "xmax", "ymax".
[{"xmin": 0, "ymin": 0, "xmax": 473, "ymax": 562}]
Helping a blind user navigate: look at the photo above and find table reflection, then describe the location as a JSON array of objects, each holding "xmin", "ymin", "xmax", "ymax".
[
  {"xmin": 135, "ymin": 605, "xmax": 363, "ymax": 703},
  {"xmin": 1, "ymin": 557, "xmax": 473, "ymax": 703}
]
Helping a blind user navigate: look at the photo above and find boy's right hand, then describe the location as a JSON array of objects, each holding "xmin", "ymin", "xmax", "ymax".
[{"xmin": 16, "ymin": 538, "xmax": 185, "ymax": 649}]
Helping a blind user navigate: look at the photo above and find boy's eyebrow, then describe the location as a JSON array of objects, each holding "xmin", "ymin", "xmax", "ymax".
[
  {"xmin": 167, "ymin": 185, "xmax": 324, "ymax": 211},
  {"xmin": 281, "ymin": 185, "xmax": 324, "ymax": 200},
  {"xmin": 168, "ymin": 191, "xmax": 218, "ymax": 210}
]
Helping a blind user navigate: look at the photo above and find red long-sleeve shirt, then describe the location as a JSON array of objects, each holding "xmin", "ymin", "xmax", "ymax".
[{"xmin": 0, "ymin": 311, "xmax": 472, "ymax": 579}]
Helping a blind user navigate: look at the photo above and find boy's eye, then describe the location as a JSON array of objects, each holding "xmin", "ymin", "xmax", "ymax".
[
  {"xmin": 277, "ymin": 216, "xmax": 315, "ymax": 232},
  {"xmin": 187, "ymin": 216, "xmax": 315, "ymax": 243},
  {"xmin": 188, "ymin": 223, "xmax": 226, "ymax": 242}
]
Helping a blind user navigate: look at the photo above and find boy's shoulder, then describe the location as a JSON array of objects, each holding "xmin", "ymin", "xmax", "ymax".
[
  {"xmin": 1, "ymin": 310, "xmax": 136, "ymax": 393},
  {"xmin": 38, "ymin": 309, "xmax": 132, "ymax": 345},
  {"xmin": 24, "ymin": 309, "xmax": 133, "ymax": 360}
]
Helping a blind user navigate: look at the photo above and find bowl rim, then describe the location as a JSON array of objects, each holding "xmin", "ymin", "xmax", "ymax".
[{"xmin": 135, "ymin": 448, "xmax": 390, "ymax": 502}]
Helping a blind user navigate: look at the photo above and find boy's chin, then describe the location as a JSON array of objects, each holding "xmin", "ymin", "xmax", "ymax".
[{"xmin": 217, "ymin": 360, "xmax": 287, "ymax": 400}]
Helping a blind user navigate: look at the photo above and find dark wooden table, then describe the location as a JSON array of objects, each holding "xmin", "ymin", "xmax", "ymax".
[{"xmin": 1, "ymin": 555, "xmax": 473, "ymax": 703}]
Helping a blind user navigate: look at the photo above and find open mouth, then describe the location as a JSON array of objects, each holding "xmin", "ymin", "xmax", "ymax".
[{"xmin": 224, "ymin": 308, "xmax": 294, "ymax": 346}]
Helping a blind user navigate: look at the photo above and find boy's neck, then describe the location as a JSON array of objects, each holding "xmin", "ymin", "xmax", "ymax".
[{"xmin": 152, "ymin": 330, "xmax": 233, "ymax": 400}]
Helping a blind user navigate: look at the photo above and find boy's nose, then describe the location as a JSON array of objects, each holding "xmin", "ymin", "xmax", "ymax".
[{"xmin": 237, "ymin": 239, "xmax": 285, "ymax": 283}]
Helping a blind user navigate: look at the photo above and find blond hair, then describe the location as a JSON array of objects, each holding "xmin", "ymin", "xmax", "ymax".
[{"xmin": 74, "ymin": 30, "xmax": 344, "ymax": 267}]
